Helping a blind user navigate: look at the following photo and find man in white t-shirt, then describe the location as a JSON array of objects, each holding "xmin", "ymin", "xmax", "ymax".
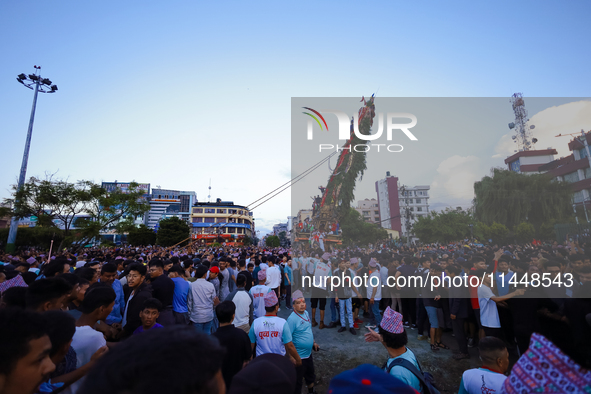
[
  {"xmin": 477, "ymin": 269, "xmax": 525, "ymax": 339},
  {"xmin": 458, "ymin": 337, "xmax": 509, "ymax": 394},
  {"xmin": 250, "ymin": 270, "xmax": 273, "ymax": 318},
  {"xmin": 248, "ymin": 291, "xmax": 301, "ymax": 366},
  {"xmin": 368, "ymin": 259, "xmax": 382, "ymax": 327},
  {"xmin": 225, "ymin": 275, "xmax": 253, "ymax": 332},
  {"xmin": 265, "ymin": 257, "xmax": 282, "ymax": 299},
  {"xmin": 68, "ymin": 284, "xmax": 115, "ymax": 394}
]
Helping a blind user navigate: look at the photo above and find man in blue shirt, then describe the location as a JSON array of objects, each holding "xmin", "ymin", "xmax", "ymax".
[
  {"xmin": 283, "ymin": 258, "xmax": 293, "ymax": 309},
  {"xmin": 99, "ymin": 263, "xmax": 125, "ymax": 329},
  {"xmin": 365, "ymin": 307, "xmax": 423, "ymax": 393},
  {"xmin": 168, "ymin": 265, "xmax": 190, "ymax": 325},
  {"xmin": 287, "ymin": 290, "xmax": 319, "ymax": 394}
]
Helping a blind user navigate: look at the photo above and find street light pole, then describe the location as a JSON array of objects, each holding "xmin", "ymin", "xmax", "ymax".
[{"xmin": 6, "ymin": 67, "xmax": 57, "ymax": 253}]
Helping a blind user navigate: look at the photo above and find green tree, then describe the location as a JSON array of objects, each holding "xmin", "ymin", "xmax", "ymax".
[
  {"xmin": 340, "ymin": 208, "xmax": 388, "ymax": 246},
  {"xmin": 412, "ymin": 208, "xmax": 474, "ymax": 243},
  {"xmin": 488, "ymin": 222, "xmax": 510, "ymax": 245},
  {"xmin": 127, "ymin": 224, "xmax": 157, "ymax": 246},
  {"xmin": 266, "ymin": 235, "xmax": 280, "ymax": 247},
  {"xmin": 73, "ymin": 182, "xmax": 151, "ymax": 250},
  {"xmin": 513, "ymin": 222, "xmax": 535, "ymax": 243},
  {"xmin": 156, "ymin": 217, "xmax": 190, "ymax": 247},
  {"xmin": 474, "ymin": 168, "xmax": 573, "ymax": 230},
  {"xmin": 3, "ymin": 178, "xmax": 150, "ymax": 250},
  {"xmin": 474, "ymin": 222, "xmax": 490, "ymax": 242},
  {"xmin": 242, "ymin": 235, "xmax": 252, "ymax": 246},
  {"xmin": 0, "ymin": 227, "xmax": 64, "ymax": 250},
  {"xmin": 4, "ymin": 176, "xmax": 94, "ymax": 238}
]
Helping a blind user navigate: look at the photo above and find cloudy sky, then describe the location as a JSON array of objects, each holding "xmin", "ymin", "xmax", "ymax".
[{"xmin": 1, "ymin": 1, "xmax": 590, "ymax": 234}]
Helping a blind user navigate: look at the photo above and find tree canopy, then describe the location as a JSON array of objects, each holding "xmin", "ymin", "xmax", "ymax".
[
  {"xmin": 474, "ymin": 168, "xmax": 573, "ymax": 230},
  {"xmin": 412, "ymin": 208, "xmax": 474, "ymax": 244},
  {"xmin": 340, "ymin": 208, "xmax": 388, "ymax": 246},
  {"xmin": 266, "ymin": 235, "xmax": 280, "ymax": 247},
  {"xmin": 127, "ymin": 224, "xmax": 157, "ymax": 246},
  {"xmin": 3, "ymin": 178, "xmax": 150, "ymax": 250},
  {"xmin": 156, "ymin": 217, "xmax": 190, "ymax": 247}
]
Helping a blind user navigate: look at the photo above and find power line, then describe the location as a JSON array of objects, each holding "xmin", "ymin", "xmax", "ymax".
[{"xmin": 246, "ymin": 151, "xmax": 338, "ymax": 209}]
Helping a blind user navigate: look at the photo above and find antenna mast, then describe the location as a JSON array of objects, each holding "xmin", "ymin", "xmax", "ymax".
[
  {"xmin": 508, "ymin": 93, "xmax": 536, "ymax": 151},
  {"xmin": 208, "ymin": 179, "xmax": 211, "ymax": 203}
]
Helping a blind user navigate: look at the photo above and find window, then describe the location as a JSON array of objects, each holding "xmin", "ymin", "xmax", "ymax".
[
  {"xmin": 239, "ymin": 210, "xmax": 243, "ymax": 215},
  {"xmin": 416, "ymin": 199, "xmax": 421, "ymax": 204},
  {"xmin": 216, "ymin": 218, "xmax": 226, "ymax": 223},
  {"xmin": 227, "ymin": 227, "xmax": 236, "ymax": 233},
  {"xmin": 579, "ymin": 148, "xmax": 589, "ymax": 160},
  {"xmin": 204, "ymin": 208, "xmax": 216, "ymax": 214},
  {"xmin": 204, "ymin": 217, "xmax": 215, "ymax": 223},
  {"xmin": 362, "ymin": 211, "xmax": 370, "ymax": 216},
  {"xmin": 573, "ymin": 190, "xmax": 584, "ymax": 204},
  {"xmin": 510, "ymin": 160, "xmax": 520, "ymax": 172},
  {"xmin": 374, "ymin": 210, "xmax": 379, "ymax": 215},
  {"xmin": 229, "ymin": 209, "xmax": 237, "ymax": 214},
  {"xmin": 585, "ymin": 167, "xmax": 591, "ymax": 179},
  {"xmin": 417, "ymin": 207, "xmax": 423, "ymax": 212},
  {"xmin": 192, "ymin": 217, "xmax": 203, "ymax": 223},
  {"xmin": 180, "ymin": 195, "xmax": 190, "ymax": 212},
  {"xmin": 217, "ymin": 209, "xmax": 226, "ymax": 214},
  {"xmin": 564, "ymin": 171, "xmax": 579, "ymax": 183},
  {"xmin": 410, "ymin": 207, "xmax": 414, "ymax": 211},
  {"xmin": 193, "ymin": 208, "xmax": 203, "ymax": 214},
  {"xmin": 237, "ymin": 228, "xmax": 243, "ymax": 234}
]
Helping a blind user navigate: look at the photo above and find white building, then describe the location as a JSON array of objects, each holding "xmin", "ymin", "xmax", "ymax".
[
  {"xmin": 354, "ymin": 198, "xmax": 380, "ymax": 224},
  {"xmin": 375, "ymin": 172, "xmax": 429, "ymax": 240},
  {"xmin": 399, "ymin": 185, "xmax": 430, "ymax": 237}
]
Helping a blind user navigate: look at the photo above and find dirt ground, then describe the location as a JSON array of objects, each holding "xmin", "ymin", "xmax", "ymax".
[{"xmin": 277, "ymin": 302, "xmax": 480, "ymax": 394}]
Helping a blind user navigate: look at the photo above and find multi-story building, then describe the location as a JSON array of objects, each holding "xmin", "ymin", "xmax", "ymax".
[
  {"xmin": 273, "ymin": 222, "xmax": 288, "ymax": 235},
  {"xmin": 398, "ymin": 184, "xmax": 430, "ymax": 237},
  {"xmin": 190, "ymin": 199, "xmax": 253, "ymax": 244},
  {"xmin": 354, "ymin": 198, "xmax": 380, "ymax": 224},
  {"xmin": 375, "ymin": 172, "xmax": 429, "ymax": 238},
  {"xmin": 375, "ymin": 173, "xmax": 402, "ymax": 232},
  {"xmin": 504, "ymin": 149, "xmax": 558, "ymax": 174},
  {"xmin": 536, "ymin": 131, "xmax": 591, "ymax": 212},
  {"xmin": 146, "ymin": 188, "xmax": 197, "ymax": 229}
]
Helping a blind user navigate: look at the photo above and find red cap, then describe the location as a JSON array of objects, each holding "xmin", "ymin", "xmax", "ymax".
[{"xmin": 209, "ymin": 266, "xmax": 220, "ymax": 273}]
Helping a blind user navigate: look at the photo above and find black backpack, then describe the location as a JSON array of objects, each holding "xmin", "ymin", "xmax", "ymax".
[{"xmin": 383, "ymin": 351, "xmax": 440, "ymax": 394}]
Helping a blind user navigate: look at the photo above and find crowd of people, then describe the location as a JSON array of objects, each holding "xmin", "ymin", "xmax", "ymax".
[{"xmin": 0, "ymin": 240, "xmax": 589, "ymax": 394}]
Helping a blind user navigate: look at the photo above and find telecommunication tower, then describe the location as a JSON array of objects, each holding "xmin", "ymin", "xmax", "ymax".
[{"xmin": 508, "ymin": 93, "xmax": 537, "ymax": 151}]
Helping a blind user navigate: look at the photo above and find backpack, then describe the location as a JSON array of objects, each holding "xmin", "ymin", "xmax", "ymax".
[{"xmin": 383, "ymin": 351, "xmax": 440, "ymax": 394}]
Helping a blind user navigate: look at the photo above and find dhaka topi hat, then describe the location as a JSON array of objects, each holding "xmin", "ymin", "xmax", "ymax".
[
  {"xmin": 264, "ymin": 291, "xmax": 278, "ymax": 307},
  {"xmin": 380, "ymin": 307, "xmax": 404, "ymax": 334},
  {"xmin": 292, "ymin": 290, "xmax": 304, "ymax": 301},
  {"xmin": 258, "ymin": 270, "xmax": 266, "ymax": 281}
]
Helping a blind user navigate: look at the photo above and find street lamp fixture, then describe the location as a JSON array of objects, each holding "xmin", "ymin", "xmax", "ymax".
[{"xmin": 5, "ymin": 66, "xmax": 58, "ymax": 253}]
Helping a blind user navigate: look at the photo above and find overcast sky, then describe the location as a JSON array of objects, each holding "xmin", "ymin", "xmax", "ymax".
[{"xmin": 1, "ymin": 1, "xmax": 590, "ymax": 234}]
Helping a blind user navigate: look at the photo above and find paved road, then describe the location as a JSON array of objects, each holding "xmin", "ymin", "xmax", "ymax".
[{"xmin": 276, "ymin": 298, "xmax": 480, "ymax": 394}]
